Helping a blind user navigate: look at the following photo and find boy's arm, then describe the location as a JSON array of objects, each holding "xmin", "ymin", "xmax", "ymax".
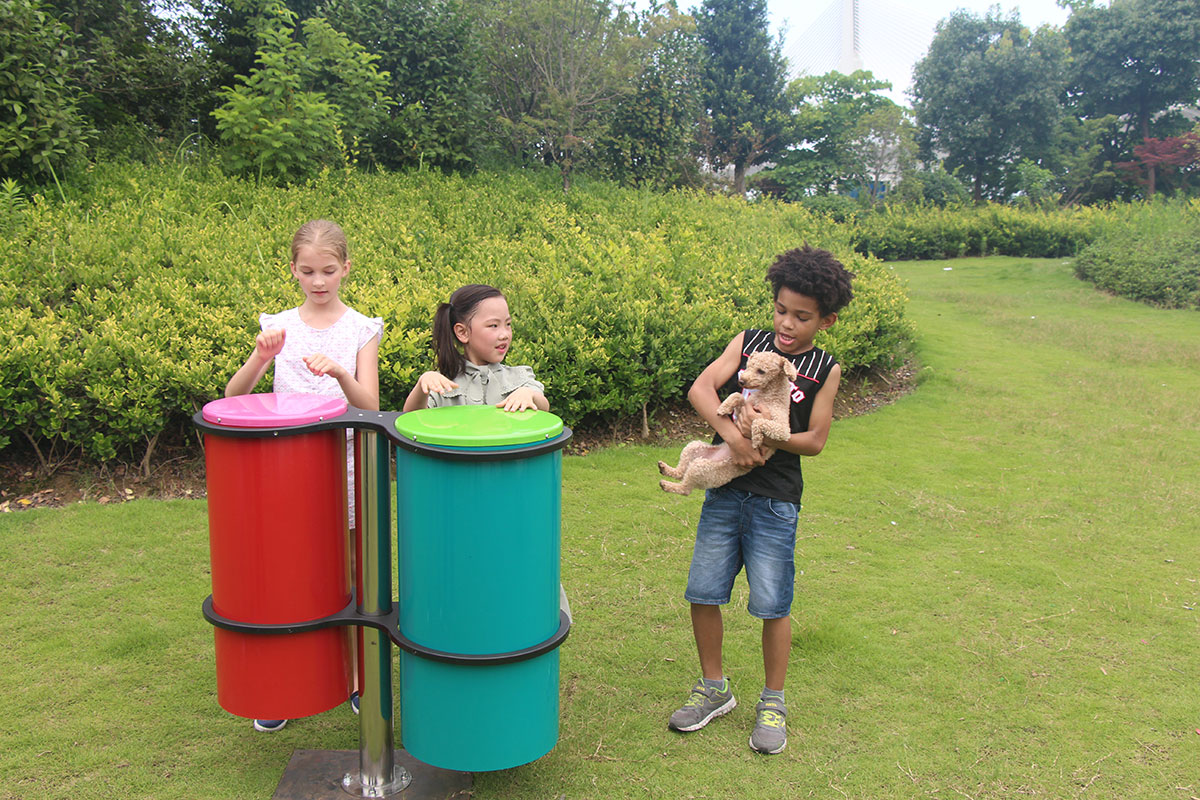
[
  {"xmin": 688, "ymin": 333, "xmax": 766, "ymax": 469},
  {"xmin": 774, "ymin": 363, "xmax": 841, "ymax": 457}
]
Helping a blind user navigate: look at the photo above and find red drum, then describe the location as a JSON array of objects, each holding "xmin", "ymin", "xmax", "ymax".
[{"xmin": 201, "ymin": 393, "xmax": 352, "ymax": 719}]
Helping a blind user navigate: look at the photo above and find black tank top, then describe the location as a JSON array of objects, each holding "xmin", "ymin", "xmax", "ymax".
[{"xmin": 712, "ymin": 329, "xmax": 838, "ymax": 504}]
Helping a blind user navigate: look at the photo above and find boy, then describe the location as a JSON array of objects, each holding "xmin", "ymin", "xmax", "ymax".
[{"xmin": 668, "ymin": 245, "xmax": 854, "ymax": 754}]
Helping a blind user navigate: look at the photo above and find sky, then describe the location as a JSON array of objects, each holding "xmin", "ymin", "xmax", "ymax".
[{"xmin": 769, "ymin": 0, "xmax": 1072, "ymax": 105}]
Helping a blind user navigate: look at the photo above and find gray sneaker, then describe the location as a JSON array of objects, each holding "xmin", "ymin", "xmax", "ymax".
[
  {"xmin": 749, "ymin": 698, "xmax": 787, "ymax": 754},
  {"xmin": 668, "ymin": 680, "xmax": 736, "ymax": 732}
]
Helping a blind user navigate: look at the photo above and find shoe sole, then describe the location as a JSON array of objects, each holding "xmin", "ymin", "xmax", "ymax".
[
  {"xmin": 669, "ymin": 696, "xmax": 737, "ymax": 732},
  {"xmin": 749, "ymin": 735, "xmax": 786, "ymax": 754}
]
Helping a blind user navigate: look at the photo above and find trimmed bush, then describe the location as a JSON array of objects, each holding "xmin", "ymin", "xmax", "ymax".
[
  {"xmin": 1073, "ymin": 199, "xmax": 1200, "ymax": 309},
  {"xmin": 850, "ymin": 203, "xmax": 1103, "ymax": 261},
  {"xmin": 2, "ymin": 159, "xmax": 913, "ymax": 464}
]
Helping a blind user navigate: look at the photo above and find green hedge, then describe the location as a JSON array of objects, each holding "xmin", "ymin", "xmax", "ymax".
[
  {"xmin": 1072, "ymin": 199, "xmax": 1200, "ymax": 310},
  {"xmin": 849, "ymin": 203, "xmax": 1104, "ymax": 261},
  {"xmin": 1, "ymin": 159, "xmax": 913, "ymax": 464}
]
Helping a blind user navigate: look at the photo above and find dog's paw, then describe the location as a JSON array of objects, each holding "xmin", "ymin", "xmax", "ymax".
[{"xmin": 658, "ymin": 460, "xmax": 685, "ymax": 479}]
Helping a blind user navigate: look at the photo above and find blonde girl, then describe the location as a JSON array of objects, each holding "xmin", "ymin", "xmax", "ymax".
[
  {"xmin": 226, "ymin": 219, "xmax": 381, "ymax": 407},
  {"xmin": 224, "ymin": 219, "xmax": 381, "ymax": 732}
]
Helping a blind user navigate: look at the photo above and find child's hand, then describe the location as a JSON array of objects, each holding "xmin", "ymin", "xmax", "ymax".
[
  {"xmin": 735, "ymin": 401, "xmax": 764, "ymax": 439},
  {"xmin": 303, "ymin": 353, "xmax": 346, "ymax": 380},
  {"xmin": 255, "ymin": 329, "xmax": 286, "ymax": 362},
  {"xmin": 417, "ymin": 371, "xmax": 458, "ymax": 396},
  {"xmin": 727, "ymin": 431, "xmax": 767, "ymax": 468},
  {"xmin": 497, "ymin": 386, "xmax": 538, "ymax": 412}
]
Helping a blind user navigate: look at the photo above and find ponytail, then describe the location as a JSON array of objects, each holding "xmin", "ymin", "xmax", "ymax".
[
  {"xmin": 429, "ymin": 284, "xmax": 504, "ymax": 379},
  {"xmin": 431, "ymin": 302, "xmax": 466, "ymax": 379}
]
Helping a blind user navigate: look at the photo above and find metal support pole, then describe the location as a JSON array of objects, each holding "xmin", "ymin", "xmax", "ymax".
[{"xmin": 342, "ymin": 430, "xmax": 411, "ymax": 798}]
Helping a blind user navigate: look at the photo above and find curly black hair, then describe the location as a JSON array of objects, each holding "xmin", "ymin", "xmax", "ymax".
[{"xmin": 765, "ymin": 245, "xmax": 855, "ymax": 317}]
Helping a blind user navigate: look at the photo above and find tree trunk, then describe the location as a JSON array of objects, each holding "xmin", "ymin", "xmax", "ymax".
[
  {"xmin": 734, "ymin": 161, "xmax": 746, "ymax": 196},
  {"xmin": 1142, "ymin": 115, "xmax": 1156, "ymax": 197}
]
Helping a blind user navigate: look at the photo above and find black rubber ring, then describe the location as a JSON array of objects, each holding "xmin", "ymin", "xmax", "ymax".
[{"xmin": 202, "ymin": 595, "xmax": 571, "ymax": 666}]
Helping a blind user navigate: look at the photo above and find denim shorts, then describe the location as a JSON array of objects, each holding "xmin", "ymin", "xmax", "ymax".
[{"xmin": 685, "ymin": 487, "xmax": 799, "ymax": 619}]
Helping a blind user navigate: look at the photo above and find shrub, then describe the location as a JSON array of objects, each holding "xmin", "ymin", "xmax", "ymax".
[
  {"xmin": 850, "ymin": 203, "xmax": 1103, "ymax": 261},
  {"xmin": 795, "ymin": 195, "xmax": 864, "ymax": 223},
  {"xmin": 1, "ymin": 160, "xmax": 913, "ymax": 466},
  {"xmin": 1073, "ymin": 199, "xmax": 1200, "ymax": 309}
]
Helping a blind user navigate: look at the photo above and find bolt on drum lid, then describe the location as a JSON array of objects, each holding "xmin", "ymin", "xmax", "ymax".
[
  {"xmin": 201, "ymin": 392, "xmax": 348, "ymax": 428},
  {"xmin": 393, "ymin": 405, "xmax": 563, "ymax": 449}
]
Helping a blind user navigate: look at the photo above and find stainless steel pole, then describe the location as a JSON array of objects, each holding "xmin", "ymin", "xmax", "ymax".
[{"xmin": 343, "ymin": 429, "xmax": 411, "ymax": 798}]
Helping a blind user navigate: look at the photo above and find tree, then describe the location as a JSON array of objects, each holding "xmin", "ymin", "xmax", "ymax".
[
  {"xmin": 846, "ymin": 103, "xmax": 917, "ymax": 204},
  {"xmin": 472, "ymin": 0, "xmax": 635, "ymax": 192},
  {"xmin": 911, "ymin": 9, "xmax": 1068, "ymax": 203},
  {"xmin": 1045, "ymin": 113, "xmax": 1126, "ymax": 205},
  {"xmin": 324, "ymin": 0, "xmax": 482, "ymax": 171},
  {"xmin": 0, "ymin": 0, "xmax": 92, "ymax": 183},
  {"xmin": 1116, "ymin": 132, "xmax": 1200, "ymax": 196},
  {"xmin": 1005, "ymin": 158, "xmax": 1058, "ymax": 206},
  {"xmin": 47, "ymin": 0, "xmax": 210, "ymax": 147},
  {"xmin": 211, "ymin": 0, "xmax": 393, "ymax": 181},
  {"xmin": 891, "ymin": 164, "xmax": 971, "ymax": 206},
  {"xmin": 694, "ymin": 0, "xmax": 788, "ymax": 195},
  {"xmin": 759, "ymin": 70, "xmax": 893, "ymax": 199},
  {"xmin": 194, "ymin": 0, "xmax": 353, "ymax": 141},
  {"xmin": 1064, "ymin": 0, "xmax": 1200, "ymax": 195},
  {"xmin": 600, "ymin": 2, "xmax": 704, "ymax": 188}
]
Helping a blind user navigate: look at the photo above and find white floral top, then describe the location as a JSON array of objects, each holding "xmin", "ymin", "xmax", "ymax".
[
  {"xmin": 260, "ymin": 306, "xmax": 383, "ymax": 527},
  {"xmin": 260, "ymin": 307, "xmax": 383, "ymax": 398}
]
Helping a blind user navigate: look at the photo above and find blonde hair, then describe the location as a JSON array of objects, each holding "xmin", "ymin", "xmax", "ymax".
[{"xmin": 291, "ymin": 219, "xmax": 349, "ymax": 264}]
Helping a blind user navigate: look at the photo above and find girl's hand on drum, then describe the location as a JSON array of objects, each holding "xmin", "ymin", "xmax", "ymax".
[{"xmin": 498, "ymin": 387, "xmax": 538, "ymax": 412}]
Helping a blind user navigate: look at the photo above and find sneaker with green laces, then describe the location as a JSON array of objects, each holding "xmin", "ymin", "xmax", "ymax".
[
  {"xmin": 668, "ymin": 680, "xmax": 736, "ymax": 732},
  {"xmin": 749, "ymin": 697, "xmax": 787, "ymax": 754}
]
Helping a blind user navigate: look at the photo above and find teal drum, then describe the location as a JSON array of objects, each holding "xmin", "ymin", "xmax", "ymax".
[{"xmin": 392, "ymin": 406, "xmax": 572, "ymax": 772}]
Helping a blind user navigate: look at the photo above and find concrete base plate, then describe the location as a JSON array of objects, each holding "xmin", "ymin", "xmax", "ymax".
[{"xmin": 272, "ymin": 749, "xmax": 472, "ymax": 800}]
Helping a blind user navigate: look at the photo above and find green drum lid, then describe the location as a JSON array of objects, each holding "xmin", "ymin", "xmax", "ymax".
[{"xmin": 393, "ymin": 405, "xmax": 563, "ymax": 448}]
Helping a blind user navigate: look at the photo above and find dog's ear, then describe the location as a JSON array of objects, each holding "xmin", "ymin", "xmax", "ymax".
[{"xmin": 782, "ymin": 358, "xmax": 798, "ymax": 381}]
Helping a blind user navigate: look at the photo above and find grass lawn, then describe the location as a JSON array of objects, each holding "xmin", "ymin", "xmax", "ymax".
[{"xmin": 2, "ymin": 257, "xmax": 1198, "ymax": 799}]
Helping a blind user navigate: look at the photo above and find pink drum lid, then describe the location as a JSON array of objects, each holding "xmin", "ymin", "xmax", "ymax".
[{"xmin": 202, "ymin": 393, "xmax": 348, "ymax": 428}]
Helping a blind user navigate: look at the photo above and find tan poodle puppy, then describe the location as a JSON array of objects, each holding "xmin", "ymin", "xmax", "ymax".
[{"xmin": 658, "ymin": 351, "xmax": 798, "ymax": 495}]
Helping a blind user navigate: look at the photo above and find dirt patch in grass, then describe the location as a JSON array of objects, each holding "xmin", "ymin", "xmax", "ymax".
[{"xmin": 0, "ymin": 362, "xmax": 914, "ymax": 511}]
